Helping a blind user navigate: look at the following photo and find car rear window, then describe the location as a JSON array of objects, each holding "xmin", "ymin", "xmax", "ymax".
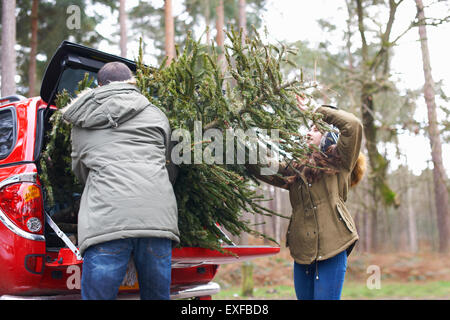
[
  {"xmin": 58, "ymin": 68, "xmax": 98, "ymax": 98},
  {"xmin": 0, "ymin": 107, "xmax": 16, "ymax": 159}
]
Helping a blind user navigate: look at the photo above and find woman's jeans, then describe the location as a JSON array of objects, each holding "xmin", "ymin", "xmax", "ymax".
[
  {"xmin": 81, "ymin": 237, "xmax": 172, "ymax": 300},
  {"xmin": 294, "ymin": 250, "xmax": 347, "ymax": 300}
]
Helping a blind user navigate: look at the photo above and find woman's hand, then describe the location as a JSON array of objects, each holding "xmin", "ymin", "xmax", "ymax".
[
  {"xmin": 285, "ymin": 175, "xmax": 297, "ymax": 187},
  {"xmin": 295, "ymin": 94, "xmax": 307, "ymax": 112}
]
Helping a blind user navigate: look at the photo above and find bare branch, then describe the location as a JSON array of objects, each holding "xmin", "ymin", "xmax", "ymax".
[
  {"xmin": 369, "ymin": 0, "xmax": 402, "ymax": 73},
  {"xmin": 356, "ymin": 0, "xmax": 369, "ymax": 63}
]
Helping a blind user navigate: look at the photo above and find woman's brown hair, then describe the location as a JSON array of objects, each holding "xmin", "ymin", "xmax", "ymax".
[
  {"xmin": 350, "ymin": 152, "xmax": 366, "ymax": 187},
  {"xmin": 291, "ymin": 145, "xmax": 366, "ymax": 187}
]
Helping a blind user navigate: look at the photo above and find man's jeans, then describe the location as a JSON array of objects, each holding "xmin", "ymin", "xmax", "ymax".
[
  {"xmin": 81, "ymin": 237, "xmax": 172, "ymax": 300},
  {"xmin": 293, "ymin": 250, "xmax": 347, "ymax": 300}
]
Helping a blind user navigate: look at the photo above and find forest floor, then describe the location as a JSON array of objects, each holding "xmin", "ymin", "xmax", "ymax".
[{"xmin": 213, "ymin": 243, "xmax": 450, "ymax": 300}]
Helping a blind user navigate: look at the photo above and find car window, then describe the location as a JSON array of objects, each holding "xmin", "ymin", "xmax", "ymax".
[
  {"xmin": 0, "ymin": 107, "xmax": 16, "ymax": 159},
  {"xmin": 57, "ymin": 68, "xmax": 98, "ymax": 98}
]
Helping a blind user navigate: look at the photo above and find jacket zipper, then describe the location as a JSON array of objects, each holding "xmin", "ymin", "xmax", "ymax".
[
  {"xmin": 314, "ymin": 211, "xmax": 320, "ymax": 280},
  {"xmin": 311, "ymin": 185, "xmax": 320, "ymax": 280},
  {"xmin": 303, "ymin": 177, "xmax": 320, "ymax": 280}
]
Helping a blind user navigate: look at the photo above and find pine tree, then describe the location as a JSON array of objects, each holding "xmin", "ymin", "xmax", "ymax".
[
  {"xmin": 41, "ymin": 29, "xmax": 328, "ymax": 250},
  {"xmin": 133, "ymin": 29, "xmax": 328, "ymax": 249}
]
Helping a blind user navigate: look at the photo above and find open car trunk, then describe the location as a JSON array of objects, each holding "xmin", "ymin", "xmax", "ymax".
[{"xmin": 39, "ymin": 41, "xmax": 137, "ymax": 254}]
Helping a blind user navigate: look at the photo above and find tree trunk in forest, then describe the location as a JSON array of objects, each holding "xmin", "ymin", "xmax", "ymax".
[
  {"xmin": 273, "ymin": 186, "xmax": 281, "ymax": 244},
  {"xmin": 354, "ymin": 0, "xmax": 403, "ymax": 251},
  {"xmin": 406, "ymin": 176, "xmax": 418, "ymax": 253},
  {"xmin": 238, "ymin": 0, "xmax": 247, "ymax": 45},
  {"xmin": 398, "ymin": 202, "xmax": 408, "ymax": 251},
  {"xmin": 164, "ymin": 0, "xmax": 176, "ymax": 65},
  {"xmin": 398, "ymin": 169, "xmax": 408, "ymax": 251},
  {"xmin": 119, "ymin": 0, "xmax": 128, "ymax": 58},
  {"xmin": 204, "ymin": 0, "xmax": 211, "ymax": 46},
  {"xmin": 416, "ymin": 0, "xmax": 449, "ymax": 253},
  {"xmin": 370, "ymin": 207, "xmax": 378, "ymax": 252},
  {"xmin": 1, "ymin": 0, "xmax": 17, "ymax": 96},
  {"xmin": 264, "ymin": 184, "xmax": 275, "ymax": 245},
  {"xmin": 362, "ymin": 92, "xmax": 381, "ymax": 253},
  {"xmin": 363, "ymin": 179, "xmax": 373, "ymax": 252},
  {"xmin": 215, "ymin": 0, "xmax": 225, "ymax": 72},
  {"xmin": 425, "ymin": 163, "xmax": 438, "ymax": 250},
  {"xmin": 28, "ymin": 0, "xmax": 39, "ymax": 97},
  {"xmin": 241, "ymin": 262, "xmax": 254, "ymax": 297},
  {"xmin": 363, "ymin": 208, "xmax": 370, "ymax": 252}
]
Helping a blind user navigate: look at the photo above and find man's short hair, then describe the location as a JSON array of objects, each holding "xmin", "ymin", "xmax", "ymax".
[{"xmin": 97, "ymin": 61, "xmax": 133, "ymax": 86}]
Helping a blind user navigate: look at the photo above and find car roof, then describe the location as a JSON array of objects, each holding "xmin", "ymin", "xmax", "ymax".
[{"xmin": 40, "ymin": 40, "xmax": 138, "ymax": 105}]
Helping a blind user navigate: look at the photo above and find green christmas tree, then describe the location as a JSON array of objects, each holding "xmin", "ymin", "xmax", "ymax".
[{"xmin": 41, "ymin": 28, "xmax": 330, "ymax": 250}]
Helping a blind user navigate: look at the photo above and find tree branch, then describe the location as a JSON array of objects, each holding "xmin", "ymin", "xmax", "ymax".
[
  {"xmin": 356, "ymin": 0, "xmax": 369, "ymax": 63},
  {"xmin": 369, "ymin": 0, "xmax": 400, "ymax": 73}
]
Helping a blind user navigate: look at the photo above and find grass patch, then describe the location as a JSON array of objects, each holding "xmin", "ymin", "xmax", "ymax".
[
  {"xmin": 215, "ymin": 285, "xmax": 296, "ymax": 300},
  {"xmin": 342, "ymin": 280, "xmax": 450, "ymax": 299},
  {"xmin": 214, "ymin": 281, "xmax": 450, "ymax": 300}
]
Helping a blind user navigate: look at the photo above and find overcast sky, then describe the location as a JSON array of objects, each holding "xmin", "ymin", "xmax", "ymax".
[
  {"xmin": 96, "ymin": 0, "xmax": 449, "ymax": 176},
  {"xmin": 256, "ymin": 0, "xmax": 449, "ymax": 176}
]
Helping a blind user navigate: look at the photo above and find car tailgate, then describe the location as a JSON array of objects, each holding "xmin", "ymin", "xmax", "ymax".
[
  {"xmin": 171, "ymin": 246, "xmax": 280, "ymax": 268},
  {"xmin": 45, "ymin": 245, "xmax": 280, "ymax": 269}
]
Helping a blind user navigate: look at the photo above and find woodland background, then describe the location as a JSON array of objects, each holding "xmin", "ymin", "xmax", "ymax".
[{"xmin": 1, "ymin": 0, "xmax": 449, "ymax": 299}]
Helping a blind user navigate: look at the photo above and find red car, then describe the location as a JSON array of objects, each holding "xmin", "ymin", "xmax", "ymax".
[{"xmin": 0, "ymin": 41, "xmax": 279, "ymax": 300}]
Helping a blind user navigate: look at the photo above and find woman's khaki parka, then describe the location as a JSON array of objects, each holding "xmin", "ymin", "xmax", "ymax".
[{"xmin": 248, "ymin": 106, "xmax": 363, "ymax": 265}]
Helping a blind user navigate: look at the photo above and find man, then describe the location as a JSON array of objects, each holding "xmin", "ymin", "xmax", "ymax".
[{"xmin": 62, "ymin": 62, "xmax": 179, "ymax": 300}]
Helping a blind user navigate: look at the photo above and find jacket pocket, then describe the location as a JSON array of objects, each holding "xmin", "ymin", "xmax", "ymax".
[
  {"xmin": 146, "ymin": 237, "xmax": 172, "ymax": 259},
  {"xmin": 336, "ymin": 203, "xmax": 355, "ymax": 233}
]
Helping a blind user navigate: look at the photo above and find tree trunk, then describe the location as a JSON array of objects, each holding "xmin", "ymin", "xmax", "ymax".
[
  {"xmin": 204, "ymin": 0, "xmax": 211, "ymax": 46},
  {"xmin": 363, "ymin": 207, "xmax": 370, "ymax": 252},
  {"xmin": 28, "ymin": 0, "xmax": 39, "ymax": 97},
  {"xmin": 370, "ymin": 207, "xmax": 378, "ymax": 252},
  {"xmin": 406, "ymin": 175, "xmax": 418, "ymax": 253},
  {"xmin": 265, "ymin": 184, "xmax": 275, "ymax": 245},
  {"xmin": 273, "ymin": 186, "xmax": 281, "ymax": 244},
  {"xmin": 355, "ymin": 0, "xmax": 398, "ymax": 209},
  {"xmin": 363, "ymin": 179, "xmax": 372, "ymax": 252},
  {"xmin": 398, "ymin": 203, "xmax": 408, "ymax": 251},
  {"xmin": 416, "ymin": 0, "xmax": 450, "ymax": 253},
  {"xmin": 353, "ymin": 0, "xmax": 402, "ymax": 253},
  {"xmin": 1, "ymin": 0, "xmax": 17, "ymax": 97},
  {"xmin": 241, "ymin": 261, "xmax": 254, "ymax": 297},
  {"xmin": 164, "ymin": 0, "xmax": 176, "ymax": 65},
  {"xmin": 119, "ymin": 0, "xmax": 128, "ymax": 58},
  {"xmin": 425, "ymin": 163, "xmax": 438, "ymax": 250},
  {"xmin": 238, "ymin": 0, "xmax": 247, "ymax": 45},
  {"xmin": 215, "ymin": 0, "xmax": 225, "ymax": 73},
  {"xmin": 362, "ymin": 92, "xmax": 380, "ymax": 253},
  {"xmin": 397, "ymin": 169, "xmax": 408, "ymax": 251}
]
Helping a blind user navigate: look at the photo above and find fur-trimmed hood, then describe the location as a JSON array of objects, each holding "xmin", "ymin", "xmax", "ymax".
[{"xmin": 61, "ymin": 78, "xmax": 149, "ymax": 129}]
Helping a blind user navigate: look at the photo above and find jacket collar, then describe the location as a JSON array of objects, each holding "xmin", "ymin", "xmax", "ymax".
[{"xmin": 60, "ymin": 77, "xmax": 138, "ymax": 115}]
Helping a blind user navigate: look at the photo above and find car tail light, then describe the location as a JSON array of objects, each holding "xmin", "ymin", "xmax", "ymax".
[{"xmin": 0, "ymin": 182, "xmax": 44, "ymax": 234}]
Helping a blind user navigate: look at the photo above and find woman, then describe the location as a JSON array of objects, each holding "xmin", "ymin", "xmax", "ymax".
[{"xmin": 247, "ymin": 101, "xmax": 366, "ymax": 300}]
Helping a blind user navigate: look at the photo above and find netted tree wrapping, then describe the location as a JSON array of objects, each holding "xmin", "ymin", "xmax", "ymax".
[{"xmin": 40, "ymin": 28, "xmax": 330, "ymax": 250}]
